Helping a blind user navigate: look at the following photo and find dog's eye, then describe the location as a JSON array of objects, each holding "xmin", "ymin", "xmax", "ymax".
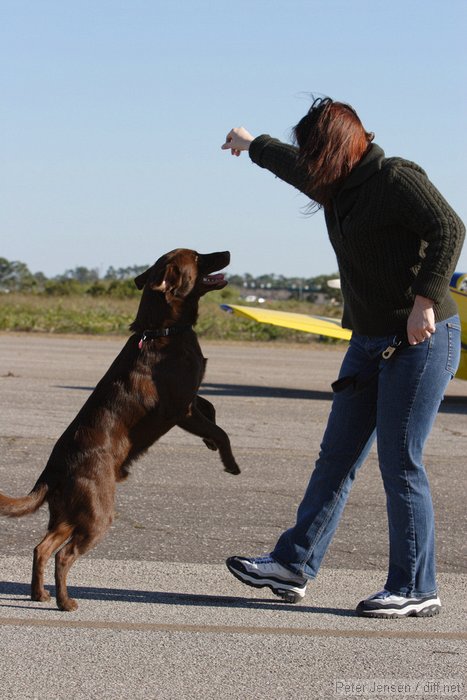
[{"xmin": 194, "ymin": 255, "xmax": 199, "ymax": 263}]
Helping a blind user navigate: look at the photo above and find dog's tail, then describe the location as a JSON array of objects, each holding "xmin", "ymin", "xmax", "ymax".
[{"xmin": 0, "ymin": 481, "xmax": 48, "ymax": 517}]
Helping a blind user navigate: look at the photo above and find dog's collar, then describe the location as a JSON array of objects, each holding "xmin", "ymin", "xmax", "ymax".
[{"xmin": 138, "ymin": 325, "xmax": 192, "ymax": 349}]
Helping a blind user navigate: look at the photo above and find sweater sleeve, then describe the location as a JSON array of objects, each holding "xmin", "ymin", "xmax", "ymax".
[
  {"xmin": 391, "ymin": 166, "xmax": 465, "ymax": 303},
  {"xmin": 248, "ymin": 135, "xmax": 312, "ymax": 197}
]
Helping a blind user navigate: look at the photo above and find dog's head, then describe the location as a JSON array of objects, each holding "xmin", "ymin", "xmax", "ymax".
[{"xmin": 134, "ymin": 249, "xmax": 230, "ymax": 302}]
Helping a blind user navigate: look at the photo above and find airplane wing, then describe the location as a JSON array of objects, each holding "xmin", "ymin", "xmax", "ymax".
[
  {"xmin": 221, "ymin": 271, "xmax": 467, "ymax": 380},
  {"xmin": 449, "ymin": 272, "xmax": 467, "ymax": 380},
  {"xmin": 220, "ymin": 304, "xmax": 351, "ymax": 341}
]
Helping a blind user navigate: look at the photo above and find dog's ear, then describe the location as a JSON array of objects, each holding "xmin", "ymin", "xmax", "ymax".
[
  {"xmin": 160, "ymin": 262, "xmax": 195, "ymax": 299},
  {"xmin": 134, "ymin": 253, "xmax": 196, "ymax": 298},
  {"xmin": 134, "ymin": 256, "xmax": 168, "ymax": 290},
  {"xmin": 134, "ymin": 268, "xmax": 151, "ymax": 290},
  {"xmin": 161, "ymin": 263, "xmax": 181, "ymax": 295}
]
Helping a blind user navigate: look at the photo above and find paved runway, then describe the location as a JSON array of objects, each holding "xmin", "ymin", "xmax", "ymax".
[{"xmin": 0, "ymin": 334, "xmax": 466, "ymax": 699}]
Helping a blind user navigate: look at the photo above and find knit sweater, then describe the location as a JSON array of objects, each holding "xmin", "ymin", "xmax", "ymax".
[{"xmin": 249, "ymin": 136, "xmax": 465, "ymax": 336}]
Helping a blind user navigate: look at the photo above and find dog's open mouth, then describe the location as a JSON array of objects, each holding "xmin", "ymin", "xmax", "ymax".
[{"xmin": 201, "ymin": 273, "xmax": 228, "ymax": 291}]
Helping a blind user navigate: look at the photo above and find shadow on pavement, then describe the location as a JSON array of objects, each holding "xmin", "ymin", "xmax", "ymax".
[
  {"xmin": 55, "ymin": 383, "xmax": 335, "ymax": 402},
  {"xmin": 0, "ymin": 580, "xmax": 354, "ymax": 617},
  {"xmin": 55, "ymin": 382, "xmax": 467, "ymax": 411}
]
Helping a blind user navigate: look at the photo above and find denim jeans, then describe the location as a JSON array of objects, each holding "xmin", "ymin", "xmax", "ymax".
[{"xmin": 272, "ymin": 315, "xmax": 461, "ymax": 597}]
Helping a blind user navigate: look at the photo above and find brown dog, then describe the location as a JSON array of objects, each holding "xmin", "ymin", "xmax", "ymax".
[{"xmin": 0, "ymin": 248, "xmax": 240, "ymax": 611}]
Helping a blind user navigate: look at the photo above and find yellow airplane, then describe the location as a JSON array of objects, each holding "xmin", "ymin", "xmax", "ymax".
[{"xmin": 221, "ymin": 272, "xmax": 467, "ymax": 380}]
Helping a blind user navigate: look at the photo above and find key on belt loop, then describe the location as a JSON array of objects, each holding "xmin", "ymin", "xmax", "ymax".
[{"xmin": 382, "ymin": 336, "xmax": 403, "ymax": 360}]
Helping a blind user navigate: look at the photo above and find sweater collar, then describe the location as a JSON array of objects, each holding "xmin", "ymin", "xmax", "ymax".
[{"xmin": 340, "ymin": 143, "xmax": 385, "ymax": 192}]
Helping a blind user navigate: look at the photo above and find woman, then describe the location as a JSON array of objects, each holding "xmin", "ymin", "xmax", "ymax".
[{"xmin": 221, "ymin": 97, "xmax": 464, "ymax": 618}]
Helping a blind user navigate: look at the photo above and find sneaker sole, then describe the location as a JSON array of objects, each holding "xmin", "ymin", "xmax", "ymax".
[
  {"xmin": 356, "ymin": 603, "xmax": 441, "ymax": 619},
  {"xmin": 226, "ymin": 559, "xmax": 305, "ymax": 604}
]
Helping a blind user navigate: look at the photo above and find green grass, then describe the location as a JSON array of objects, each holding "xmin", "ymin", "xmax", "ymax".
[
  {"xmin": 0, "ymin": 294, "xmax": 135, "ymax": 334},
  {"xmin": 0, "ymin": 289, "xmax": 344, "ymax": 343}
]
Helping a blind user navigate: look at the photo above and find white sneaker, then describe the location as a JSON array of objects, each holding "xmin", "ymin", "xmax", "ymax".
[
  {"xmin": 356, "ymin": 589, "xmax": 441, "ymax": 618},
  {"xmin": 226, "ymin": 555, "xmax": 307, "ymax": 603}
]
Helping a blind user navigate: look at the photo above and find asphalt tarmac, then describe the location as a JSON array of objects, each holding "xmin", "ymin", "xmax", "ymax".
[{"xmin": 0, "ymin": 334, "xmax": 466, "ymax": 699}]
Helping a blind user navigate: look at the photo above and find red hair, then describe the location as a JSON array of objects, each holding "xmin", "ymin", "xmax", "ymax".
[{"xmin": 293, "ymin": 97, "xmax": 374, "ymax": 209}]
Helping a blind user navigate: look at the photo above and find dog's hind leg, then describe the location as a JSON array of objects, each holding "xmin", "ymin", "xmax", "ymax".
[
  {"xmin": 177, "ymin": 405, "xmax": 241, "ymax": 475},
  {"xmin": 194, "ymin": 395, "xmax": 218, "ymax": 451},
  {"xmin": 54, "ymin": 519, "xmax": 112, "ymax": 612},
  {"xmin": 32, "ymin": 522, "xmax": 73, "ymax": 602}
]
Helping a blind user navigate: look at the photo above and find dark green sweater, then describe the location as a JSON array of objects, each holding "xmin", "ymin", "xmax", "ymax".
[{"xmin": 249, "ymin": 136, "xmax": 465, "ymax": 336}]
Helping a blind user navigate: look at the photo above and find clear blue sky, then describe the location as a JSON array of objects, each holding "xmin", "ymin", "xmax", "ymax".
[{"xmin": 1, "ymin": 0, "xmax": 466, "ymax": 278}]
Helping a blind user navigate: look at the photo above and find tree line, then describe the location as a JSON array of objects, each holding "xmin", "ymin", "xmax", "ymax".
[{"xmin": 0, "ymin": 257, "xmax": 342, "ymax": 302}]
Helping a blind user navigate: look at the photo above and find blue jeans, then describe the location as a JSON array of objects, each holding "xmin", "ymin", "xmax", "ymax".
[{"xmin": 272, "ymin": 315, "xmax": 461, "ymax": 597}]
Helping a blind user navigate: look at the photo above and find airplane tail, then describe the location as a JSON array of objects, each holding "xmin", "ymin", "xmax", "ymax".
[{"xmin": 0, "ymin": 481, "xmax": 48, "ymax": 517}]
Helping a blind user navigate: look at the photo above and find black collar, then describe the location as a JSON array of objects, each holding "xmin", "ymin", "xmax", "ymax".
[{"xmin": 138, "ymin": 325, "xmax": 192, "ymax": 348}]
